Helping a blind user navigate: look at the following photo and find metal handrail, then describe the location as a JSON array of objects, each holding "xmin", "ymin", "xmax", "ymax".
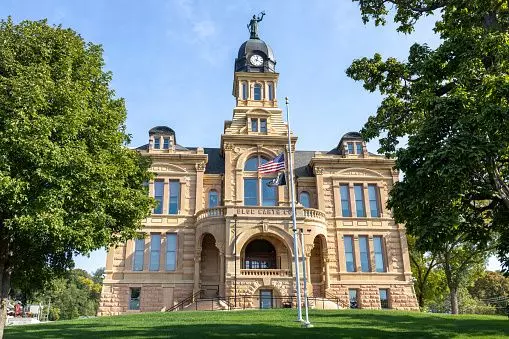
[{"xmin": 167, "ymin": 289, "xmax": 203, "ymax": 312}]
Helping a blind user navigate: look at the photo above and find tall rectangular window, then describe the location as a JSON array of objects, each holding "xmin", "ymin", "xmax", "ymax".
[
  {"xmin": 260, "ymin": 119, "xmax": 267, "ymax": 133},
  {"xmin": 368, "ymin": 184, "xmax": 380, "ymax": 217},
  {"xmin": 149, "ymin": 234, "xmax": 161, "ymax": 271},
  {"xmin": 154, "ymin": 180, "xmax": 164, "ymax": 214},
  {"xmin": 359, "ymin": 235, "xmax": 370, "ymax": 272},
  {"xmin": 242, "ymin": 82, "xmax": 248, "ymax": 100},
  {"xmin": 251, "ymin": 119, "xmax": 258, "ymax": 132},
  {"xmin": 133, "ymin": 238, "xmax": 145, "ymax": 271},
  {"xmin": 244, "ymin": 178, "xmax": 258, "ymax": 206},
  {"xmin": 268, "ymin": 83, "xmax": 274, "ymax": 100},
  {"xmin": 168, "ymin": 180, "xmax": 180, "ymax": 214},
  {"xmin": 154, "ymin": 137, "xmax": 160, "ymax": 149},
  {"xmin": 354, "ymin": 184, "xmax": 366, "ymax": 217},
  {"xmin": 344, "ymin": 236, "xmax": 355, "ymax": 272},
  {"xmin": 356, "ymin": 143, "xmax": 362, "ymax": 154},
  {"xmin": 347, "ymin": 142, "xmax": 354, "ymax": 154},
  {"xmin": 163, "ymin": 138, "xmax": 170, "ymax": 149},
  {"xmin": 129, "ymin": 287, "xmax": 141, "ymax": 310},
  {"xmin": 166, "ymin": 233, "xmax": 177, "ymax": 271},
  {"xmin": 379, "ymin": 289, "xmax": 389, "ymax": 309},
  {"xmin": 254, "ymin": 84, "xmax": 262, "ymax": 100},
  {"xmin": 374, "ymin": 236, "xmax": 386, "ymax": 272},
  {"xmin": 261, "ymin": 178, "xmax": 277, "ymax": 206},
  {"xmin": 340, "ymin": 184, "xmax": 352, "ymax": 217},
  {"xmin": 349, "ymin": 289, "xmax": 358, "ymax": 309}
]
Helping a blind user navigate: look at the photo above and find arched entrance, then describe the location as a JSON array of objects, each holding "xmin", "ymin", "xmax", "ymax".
[
  {"xmin": 310, "ymin": 235, "xmax": 326, "ymax": 297},
  {"xmin": 240, "ymin": 235, "xmax": 292, "ymax": 272},
  {"xmin": 244, "ymin": 239, "xmax": 276, "ymax": 269},
  {"xmin": 200, "ymin": 233, "xmax": 219, "ymax": 297}
]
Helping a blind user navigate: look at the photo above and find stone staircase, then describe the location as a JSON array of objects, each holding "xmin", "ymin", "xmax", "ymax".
[{"xmin": 182, "ymin": 298, "xmax": 230, "ymax": 311}]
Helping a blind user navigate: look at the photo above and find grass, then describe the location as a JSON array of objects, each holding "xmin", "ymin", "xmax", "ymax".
[{"xmin": 4, "ymin": 309, "xmax": 509, "ymax": 339}]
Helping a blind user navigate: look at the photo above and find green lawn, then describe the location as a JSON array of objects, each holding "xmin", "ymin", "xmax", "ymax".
[{"xmin": 5, "ymin": 309, "xmax": 509, "ymax": 339}]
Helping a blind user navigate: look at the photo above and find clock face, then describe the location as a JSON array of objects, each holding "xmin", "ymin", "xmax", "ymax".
[{"xmin": 250, "ymin": 54, "xmax": 264, "ymax": 66}]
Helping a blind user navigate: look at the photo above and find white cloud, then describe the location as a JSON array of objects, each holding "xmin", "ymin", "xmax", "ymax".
[{"xmin": 193, "ymin": 20, "xmax": 216, "ymax": 40}]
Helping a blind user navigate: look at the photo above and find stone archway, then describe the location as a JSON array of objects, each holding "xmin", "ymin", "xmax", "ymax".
[
  {"xmin": 240, "ymin": 234, "xmax": 292, "ymax": 272},
  {"xmin": 200, "ymin": 233, "xmax": 220, "ymax": 297},
  {"xmin": 310, "ymin": 235, "xmax": 326, "ymax": 297}
]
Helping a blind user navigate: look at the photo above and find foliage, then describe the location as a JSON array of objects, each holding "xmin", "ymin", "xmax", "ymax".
[
  {"xmin": 469, "ymin": 271, "xmax": 509, "ymax": 300},
  {"xmin": 0, "ymin": 17, "xmax": 153, "ymax": 336},
  {"xmin": 348, "ymin": 0, "xmax": 509, "ymax": 272},
  {"xmin": 31, "ymin": 269, "xmax": 102, "ymax": 321},
  {"xmin": 4, "ymin": 309, "xmax": 509, "ymax": 339}
]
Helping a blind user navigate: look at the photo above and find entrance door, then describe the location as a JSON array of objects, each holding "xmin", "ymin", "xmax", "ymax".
[{"xmin": 260, "ymin": 290, "xmax": 273, "ymax": 309}]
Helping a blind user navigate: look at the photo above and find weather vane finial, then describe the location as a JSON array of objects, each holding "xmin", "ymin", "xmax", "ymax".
[{"xmin": 247, "ymin": 11, "xmax": 265, "ymax": 39}]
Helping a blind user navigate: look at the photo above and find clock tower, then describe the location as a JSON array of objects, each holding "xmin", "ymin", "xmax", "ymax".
[{"xmin": 232, "ymin": 13, "xmax": 279, "ymax": 109}]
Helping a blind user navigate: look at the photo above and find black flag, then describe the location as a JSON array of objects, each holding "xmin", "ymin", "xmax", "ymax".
[{"xmin": 267, "ymin": 172, "xmax": 286, "ymax": 186}]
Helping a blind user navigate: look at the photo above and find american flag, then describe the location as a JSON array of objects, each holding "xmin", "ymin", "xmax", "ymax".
[{"xmin": 258, "ymin": 153, "xmax": 285, "ymax": 174}]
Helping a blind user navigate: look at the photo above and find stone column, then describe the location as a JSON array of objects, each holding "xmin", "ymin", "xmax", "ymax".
[
  {"xmin": 353, "ymin": 235, "xmax": 361, "ymax": 272},
  {"xmin": 369, "ymin": 235, "xmax": 376, "ymax": 272},
  {"xmin": 223, "ymin": 143, "xmax": 233, "ymax": 204},
  {"xmin": 314, "ymin": 167, "xmax": 325, "ymax": 212},
  {"xmin": 193, "ymin": 249, "xmax": 201, "ymax": 294},
  {"xmin": 195, "ymin": 162, "xmax": 205, "ymax": 212},
  {"xmin": 363, "ymin": 183, "xmax": 370, "ymax": 217},
  {"xmin": 218, "ymin": 244, "xmax": 225, "ymax": 297},
  {"xmin": 163, "ymin": 180, "xmax": 169, "ymax": 214}
]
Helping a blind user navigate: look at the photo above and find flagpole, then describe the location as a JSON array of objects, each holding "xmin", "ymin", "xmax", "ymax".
[
  {"xmin": 300, "ymin": 229, "xmax": 312, "ymax": 327},
  {"xmin": 285, "ymin": 97, "xmax": 303, "ymax": 322}
]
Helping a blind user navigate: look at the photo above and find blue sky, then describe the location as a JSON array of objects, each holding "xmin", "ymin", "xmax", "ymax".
[{"xmin": 2, "ymin": 0, "xmax": 501, "ymax": 273}]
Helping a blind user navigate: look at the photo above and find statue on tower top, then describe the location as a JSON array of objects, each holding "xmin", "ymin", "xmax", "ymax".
[{"xmin": 247, "ymin": 11, "xmax": 265, "ymax": 39}]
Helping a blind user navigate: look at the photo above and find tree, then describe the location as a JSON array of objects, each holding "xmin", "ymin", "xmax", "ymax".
[
  {"xmin": 469, "ymin": 271, "xmax": 509, "ymax": 314},
  {"xmin": 407, "ymin": 235, "xmax": 440, "ymax": 308},
  {"xmin": 347, "ymin": 1, "xmax": 509, "ymax": 275},
  {"xmin": 0, "ymin": 18, "xmax": 153, "ymax": 337}
]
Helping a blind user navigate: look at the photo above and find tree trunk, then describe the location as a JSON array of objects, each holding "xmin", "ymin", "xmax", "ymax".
[
  {"xmin": 417, "ymin": 288, "xmax": 424, "ymax": 308},
  {"xmin": 0, "ymin": 243, "xmax": 11, "ymax": 339},
  {"xmin": 449, "ymin": 287, "xmax": 459, "ymax": 315}
]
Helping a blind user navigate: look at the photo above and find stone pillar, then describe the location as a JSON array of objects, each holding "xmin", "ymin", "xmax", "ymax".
[
  {"xmin": 218, "ymin": 246, "xmax": 225, "ymax": 297},
  {"xmin": 195, "ymin": 162, "xmax": 205, "ymax": 212},
  {"xmin": 223, "ymin": 143, "xmax": 233, "ymax": 204},
  {"xmin": 193, "ymin": 249, "xmax": 201, "ymax": 294},
  {"xmin": 363, "ymin": 183, "xmax": 370, "ymax": 217},
  {"xmin": 369, "ymin": 235, "xmax": 376, "ymax": 272},
  {"xmin": 353, "ymin": 235, "xmax": 361, "ymax": 272},
  {"xmin": 314, "ymin": 167, "xmax": 325, "ymax": 211},
  {"xmin": 163, "ymin": 180, "xmax": 169, "ymax": 214}
]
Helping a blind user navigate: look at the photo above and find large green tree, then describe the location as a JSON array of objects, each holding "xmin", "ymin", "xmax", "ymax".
[
  {"xmin": 347, "ymin": 1, "xmax": 509, "ymax": 276},
  {"xmin": 0, "ymin": 18, "xmax": 153, "ymax": 336}
]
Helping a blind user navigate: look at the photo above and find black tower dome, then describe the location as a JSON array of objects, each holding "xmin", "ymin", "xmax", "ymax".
[{"xmin": 235, "ymin": 13, "xmax": 276, "ymax": 73}]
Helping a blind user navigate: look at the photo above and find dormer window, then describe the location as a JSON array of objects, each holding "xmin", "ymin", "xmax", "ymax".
[
  {"xmin": 242, "ymin": 82, "xmax": 248, "ymax": 100},
  {"xmin": 163, "ymin": 138, "xmax": 170, "ymax": 149},
  {"xmin": 268, "ymin": 82, "xmax": 274, "ymax": 100},
  {"xmin": 254, "ymin": 84, "xmax": 262, "ymax": 100},
  {"xmin": 260, "ymin": 119, "xmax": 267, "ymax": 133},
  {"xmin": 249, "ymin": 117, "xmax": 268, "ymax": 134},
  {"xmin": 251, "ymin": 119, "xmax": 258, "ymax": 132},
  {"xmin": 346, "ymin": 141, "xmax": 363, "ymax": 155}
]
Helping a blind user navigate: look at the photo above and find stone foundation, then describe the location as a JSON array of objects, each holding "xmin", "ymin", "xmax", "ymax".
[{"xmin": 98, "ymin": 283, "xmax": 194, "ymax": 316}]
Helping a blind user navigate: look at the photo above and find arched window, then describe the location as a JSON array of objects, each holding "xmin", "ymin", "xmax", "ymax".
[
  {"xmin": 300, "ymin": 192, "xmax": 310, "ymax": 208},
  {"xmin": 242, "ymin": 82, "xmax": 248, "ymax": 100},
  {"xmin": 254, "ymin": 84, "xmax": 262, "ymax": 100},
  {"xmin": 243, "ymin": 155, "xmax": 277, "ymax": 206},
  {"xmin": 208, "ymin": 190, "xmax": 218, "ymax": 208}
]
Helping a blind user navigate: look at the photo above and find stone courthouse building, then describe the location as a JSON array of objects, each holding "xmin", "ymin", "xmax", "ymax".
[{"xmin": 98, "ymin": 17, "xmax": 418, "ymax": 315}]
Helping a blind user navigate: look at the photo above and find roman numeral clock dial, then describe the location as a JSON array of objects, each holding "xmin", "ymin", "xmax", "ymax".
[{"xmin": 249, "ymin": 54, "xmax": 263, "ymax": 66}]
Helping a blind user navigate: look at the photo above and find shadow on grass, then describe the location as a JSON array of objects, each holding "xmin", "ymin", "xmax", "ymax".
[{"xmin": 5, "ymin": 310, "xmax": 508, "ymax": 339}]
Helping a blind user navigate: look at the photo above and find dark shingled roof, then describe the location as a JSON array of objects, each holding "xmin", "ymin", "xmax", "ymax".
[
  {"xmin": 203, "ymin": 148, "xmax": 224, "ymax": 174},
  {"xmin": 149, "ymin": 126, "xmax": 177, "ymax": 144},
  {"xmin": 134, "ymin": 143, "xmax": 189, "ymax": 151},
  {"xmin": 294, "ymin": 151, "xmax": 315, "ymax": 177}
]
